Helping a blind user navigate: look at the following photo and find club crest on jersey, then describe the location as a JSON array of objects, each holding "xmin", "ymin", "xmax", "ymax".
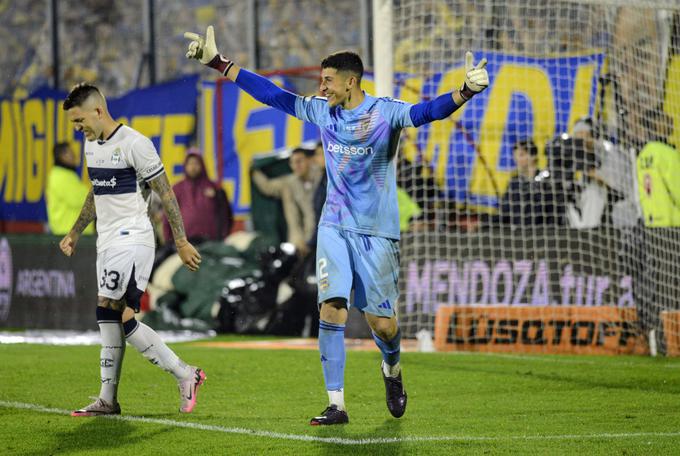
[
  {"xmin": 111, "ymin": 148, "xmax": 122, "ymax": 165},
  {"xmin": 345, "ymin": 118, "xmax": 372, "ymax": 132}
]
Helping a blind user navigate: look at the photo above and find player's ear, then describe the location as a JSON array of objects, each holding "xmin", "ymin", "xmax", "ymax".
[{"xmin": 347, "ymin": 74, "xmax": 357, "ymax": 91}]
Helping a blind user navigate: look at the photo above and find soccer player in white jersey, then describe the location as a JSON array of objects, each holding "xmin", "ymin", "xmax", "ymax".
[
  {"xmin": 60, "ymin": 83, "xmax": 206, "ymax": 416},
  {"xmin": 185, "ymin": 26, "xmax": 489, "ymax": 424}
]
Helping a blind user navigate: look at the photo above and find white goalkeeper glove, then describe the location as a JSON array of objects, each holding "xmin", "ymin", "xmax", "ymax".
[
  {"xmin": 184, "ymin": 25, "xmax": 232, "ymax": 75},
  {"xmin": 184, "ymin": 25, "xmax": 218, "ymax": 64},
  {"xmin": 460, "ymin": 51, "xmax": 489, "ymax": 101}
]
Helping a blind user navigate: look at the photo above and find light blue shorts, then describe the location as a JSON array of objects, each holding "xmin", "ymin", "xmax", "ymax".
[{"xmin": 316, "ymin": 225, "xmax": 400, "ymax": 317}]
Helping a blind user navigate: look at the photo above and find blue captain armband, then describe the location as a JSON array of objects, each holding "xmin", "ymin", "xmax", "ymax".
[
  {"xmin": 234, "ymin": 69, "xmax": 297, "ymax": 116},
  {"xmin": 409, "ymin": 92, "xmax": 459, "ymax": 127}
]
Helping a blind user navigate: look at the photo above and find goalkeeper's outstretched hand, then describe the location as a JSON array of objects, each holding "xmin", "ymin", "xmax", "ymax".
[
  {"xmin": 460, "ymin": 51, "xmax": 489, "ymax": 100},
  {"xmin": 184, "ymin": 25, "xmax": 219, "ymax": 64}
]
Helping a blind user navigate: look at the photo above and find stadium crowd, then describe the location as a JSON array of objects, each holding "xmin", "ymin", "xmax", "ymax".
[
  {"xmin": 3, "ymin": 0, "xmax": 619, "ymax": 98},
  {"xmin": 1, "ymin": 0, "xmax": 365, "ymax": 98}
]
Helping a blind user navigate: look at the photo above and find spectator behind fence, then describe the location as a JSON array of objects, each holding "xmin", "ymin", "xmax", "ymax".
[
  {"xmin": 252, "ymin": 147, "xmax": 323, "ymax": 257},
  {"xmin": 635, "ymin": 108, "xmax": 680, "ymax": 354},
  {"xmin": 163, "ymin": 150, "xmax": 233, "ymax": 246},
  {"xmin": 495, "ymin": 139, "xmax": 551, "ymax": 226},
  {"xmin": 637, "ymin": 110, "xmax": 680, "ymax": 227},
  {"xmin": 478, "ymin": 139, "xmax": 560, "ymax": 228},
  {"xmin": 566, "ymin": 119, "xmax": 606, "ymax": 228},
  {"xmin": 46, "ymin": 142, "xmax": 94, "ymax": 235},
  {"xmin": 568, "ymin": 117, "xmax": 636, "ymax": 227},
  {"xmin": 587, "ymin": 131, "xmax": 639, "ymax": 228},
  {"xmin": 546, "ymin": 119, "xmax": 600, "ymax": 228}
]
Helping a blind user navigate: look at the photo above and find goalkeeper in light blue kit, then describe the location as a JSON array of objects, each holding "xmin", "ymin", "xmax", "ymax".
[{"xmin": 185, "ymin": 26, "xmax": 489, "ymax": 425}]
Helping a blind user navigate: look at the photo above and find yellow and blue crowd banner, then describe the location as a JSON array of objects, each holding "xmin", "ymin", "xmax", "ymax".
[{"xmin": 0, "ymin": 77, "xmax": 199, "ymax": 223}]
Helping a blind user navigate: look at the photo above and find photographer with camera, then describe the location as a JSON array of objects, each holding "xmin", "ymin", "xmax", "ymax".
[{"xmin": 547, "ymin": 118, "xmax": 605, "ymax": 228}]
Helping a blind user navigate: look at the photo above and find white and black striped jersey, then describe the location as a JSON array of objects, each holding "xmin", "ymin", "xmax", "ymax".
[{"xmin": 84, "ymin": 124, "xmax": 164, "ymax": 252}]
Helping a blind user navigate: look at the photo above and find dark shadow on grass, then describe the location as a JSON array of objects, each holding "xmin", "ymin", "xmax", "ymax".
[
  {"xmin": 308, "ymin": 413, "xmax": 406, "ymax": 455},
  {"xmin": 33, "ymin": 415, "xmax": 172, "ymax": 455},
  {"xmin": 308, "ymin": 420, "xmax": 348, "ymax": 456},
  {"xmin": 406, "ymin": 356, "xmax": 680, "ymax": 394},
  {"xmin": 309, "ymin": 420, "xmax": 348, "ymax": 438}
]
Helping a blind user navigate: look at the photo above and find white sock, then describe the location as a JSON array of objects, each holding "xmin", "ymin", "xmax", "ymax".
[
  {"xmin": 98, "ymin": 322, "xmax": 125, "ymax": 403},
  {"xmin": 382, "ymin": 361, "xmax": 401, "ymax": 378},
  {"xmin": 126, "ymin": 321, "xmax": 192, "ymax": 380},
  {"xmin": 328, "ymin": 389, "xmax": 345, "ymax": 411}
]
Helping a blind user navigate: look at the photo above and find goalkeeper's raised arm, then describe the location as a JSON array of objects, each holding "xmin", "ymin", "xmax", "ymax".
[
  {"xmin": 184, "ymin": 25, "xmax": 297, "ymax": 116},
  {"xmin": 183, "ymin": 26, "xmax": 489, "ymax": 125}
]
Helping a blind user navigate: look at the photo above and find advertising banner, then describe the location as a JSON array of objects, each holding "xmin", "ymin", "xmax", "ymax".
[
  {"xmin": 433, "ymin": 305, "xmax": 646, "ymax": 355},
  {"xmin": 0, "ymin": 235, "xmax": 97, "ymax": 330},
  {"xmin": 0, "ymin": 77, "xmax": 199, "ymax": 223},
  {"xmin": 399, "ymin": 227, "xmax": 659, "ymax": 354},
  {"xmin": 401, "ymin": 228, "xmax": 633, "ymax": 316}
]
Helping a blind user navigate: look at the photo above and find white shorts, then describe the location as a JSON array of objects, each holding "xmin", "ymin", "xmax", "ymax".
[{"xmin": 96, "ymin": 245, "xmax": 154, "ymax": 311}]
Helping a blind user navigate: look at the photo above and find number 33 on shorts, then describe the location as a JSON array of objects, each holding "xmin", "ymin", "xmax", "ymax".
[
  {"xmin": 99, "ymin": 269, "xmax": 121, "ymax": 291},
  {"xmin": 95, "ymin": 245, "xmax": 153, "ymax": 301}
]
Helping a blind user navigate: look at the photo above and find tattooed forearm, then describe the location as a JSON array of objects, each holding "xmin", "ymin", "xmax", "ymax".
[
  {"xmin": 148, "ymin": 174, "xmax": 187, "ymax": 243},
  {"xmin": 71, "ymin": 189, "xmax": 96, "ymax": 234}
]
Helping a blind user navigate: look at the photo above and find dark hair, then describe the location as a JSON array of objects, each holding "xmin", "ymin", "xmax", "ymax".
[
  {"xmin": 321, "ymin": 51, "xmax": 364, "ymax": 81},
  {"xmin": 63, "ymin": 83, "xmax": 102, "ymax": 110},
  {"xmin": 292, "ymin": 147, "xmax": 314, "ymax": 158},
  {"xmin": 514, "ymin": 139, "xmax": 538, "ymax": 157},
  {"xmin": 53, "ymin": 142, "xmax": 71, "ymax": 160}
]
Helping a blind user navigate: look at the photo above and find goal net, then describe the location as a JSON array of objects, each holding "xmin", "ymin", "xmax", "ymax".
[{"xmin": 389, "ymin": 0, "xmax": 680, "ymax": 355}]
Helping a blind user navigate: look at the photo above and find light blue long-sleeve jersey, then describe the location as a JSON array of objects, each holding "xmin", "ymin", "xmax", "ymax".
[
  {"xmin": 233, "ymin": 69, "xmax": 460, "ymax": 240},
  {"xmin": 296, "ymin": 94, "xmax": 414, "ymax": 240}
]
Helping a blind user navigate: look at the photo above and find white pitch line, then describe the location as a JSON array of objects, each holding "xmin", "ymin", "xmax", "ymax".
[{"xmin": 2, "ymin": 400, "xmax": 680, "ymax": 445}]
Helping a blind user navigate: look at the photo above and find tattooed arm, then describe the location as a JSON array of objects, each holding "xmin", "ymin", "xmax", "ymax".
[
  {"xmin": 148, "ymin": 173, "xmax": 202, "ymax": 271},
  {"xmin": 148, "ymin": 173, "xmax": 186, "ymax": 242},
  {"xmin": 59, "ymin": 189, "xmax": 95, "ymax": 256}
]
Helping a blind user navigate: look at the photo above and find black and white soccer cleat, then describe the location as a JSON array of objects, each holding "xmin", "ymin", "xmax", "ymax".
[
  {"xmin": 381, "ymin": 362, "xmax": 407, "ymax": 418},
  {"xmin": 309, "ymin": 404, "xmax": 349, "ymax": 425}
]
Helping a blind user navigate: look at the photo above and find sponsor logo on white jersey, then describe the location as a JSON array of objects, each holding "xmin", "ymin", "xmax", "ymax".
[
  {"xmin": 92, "ymin": 177, "xmax": 118, "ymax": 188},
  {"xmin": 326, "ymin": 142, "xmax": 374, "ymax": 156}
]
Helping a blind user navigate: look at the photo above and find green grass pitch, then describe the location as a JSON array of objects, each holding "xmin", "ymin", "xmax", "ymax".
[{"xmin": 2, "ymin": 336, "xmax": 680, "ymax": 455}]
